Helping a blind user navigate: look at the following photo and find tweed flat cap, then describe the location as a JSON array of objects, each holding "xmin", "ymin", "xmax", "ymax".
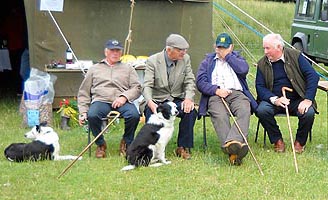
[{"xmin": 166, "ymin": 34, "xmax": 189, "ymax": 49}]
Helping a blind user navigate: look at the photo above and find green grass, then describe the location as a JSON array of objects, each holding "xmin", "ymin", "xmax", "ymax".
[
  {"xmin": 1, "ymin": 0, "xmax": 328, "ymax": 199},
  {"xmin": 0, "ymin": 92, "xmax": 328, "ymax": 199}
]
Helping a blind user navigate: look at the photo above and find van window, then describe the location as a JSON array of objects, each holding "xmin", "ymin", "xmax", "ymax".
[
  {"xmin": 296, "ymin": 0, "xmax": 317, "ymax": 19},
  {"xmin": 321, "ymin": 0, "xmax": 328, "ymax": 21}
]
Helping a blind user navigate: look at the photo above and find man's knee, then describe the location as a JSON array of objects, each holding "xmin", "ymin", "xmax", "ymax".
[
  {"xmin": 302, "ymin": 107, "xmax": 315, "ymax": 119},
  {"xmin": 87, "ymin": 112, "xmax": 98, "ymax": 121},
  {"xmin": 124, "ymin": 108, "xmax": 140, "ymax": 121},
  {"xmin": 256, "ymin": 102, "xmax": 273, "ymax": 117}
]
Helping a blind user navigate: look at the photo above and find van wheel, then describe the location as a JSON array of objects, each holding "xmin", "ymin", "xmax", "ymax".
[{"xmin": 293, "ymin": 42, "xmax": 304, "ymax": 52}]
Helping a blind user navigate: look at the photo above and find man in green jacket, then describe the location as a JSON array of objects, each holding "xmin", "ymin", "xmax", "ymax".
[{"xmin": 256, "ymin": 33, "xmax": 319, "ymax": 153}]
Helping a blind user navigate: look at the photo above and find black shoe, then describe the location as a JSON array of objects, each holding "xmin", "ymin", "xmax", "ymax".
[
  {"xmin": 223, "ymin": 140, "xmax": 241, "ymax": 155},
  {"xmin": 235, "ymin": 143, "xmax": 249, "ymax": 165},
  {"xmin": 225, "ymin": 141, "xmax": 248, "ymax": 166}
]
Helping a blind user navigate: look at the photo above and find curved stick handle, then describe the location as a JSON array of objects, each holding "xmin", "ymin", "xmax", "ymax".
[
  {"xmin": 58, "ymin": 111, "xmax": 121, "ymax": 179},
  {"xmin": 282, "ymin": 87, "xmax": 293, "ymax": 98}
]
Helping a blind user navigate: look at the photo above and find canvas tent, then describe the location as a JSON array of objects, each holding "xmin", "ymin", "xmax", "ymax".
[{"xmin": 24, "ymin": 0, "xmax": 213, "ymax": 106}]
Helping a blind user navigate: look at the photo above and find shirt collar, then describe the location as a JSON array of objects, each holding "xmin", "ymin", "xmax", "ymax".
[
  {"xmin": 269, "ymin": 53, "xmax": 285, "ymax": 63},
  {"xmin": 100, "ymin": 59, "xmax": 119, "ymax": 67},
  {"xmin": 164, "ymin": 50, "xmax": 175, "ymax": 67},
  {"xmin": 214, "ymin": 54, "xmax": 224, "ymax": 62}
]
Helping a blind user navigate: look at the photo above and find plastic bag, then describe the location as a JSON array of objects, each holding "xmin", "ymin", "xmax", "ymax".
[{"xmin": 21, "ymin": 68, "xmax": 57, "ymax": 127}]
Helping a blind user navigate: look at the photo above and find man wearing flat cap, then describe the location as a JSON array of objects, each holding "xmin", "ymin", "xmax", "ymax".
[
  {"xmin": 78, "ymin": 39, "xmax": 141, "ymax": 158},
  {"xmin": 143, "ymin": 33, "xmax": 197, "ymax": 159},
  {"xmin": 196, "ymin": 32, "xmax": 257, "ymax": 165}
]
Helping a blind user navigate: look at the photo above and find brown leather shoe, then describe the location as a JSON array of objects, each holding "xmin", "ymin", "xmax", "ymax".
[
  {"xmin": 229, "ymin": 154, "xmax": 238, "ymax": 165},
  {"xmin": 119, "ymin": 139, "xmax": 127, "ymax": 157},
  {"xmin": 294, "ymin": 140, "xmax": 305, "ymax": 154},
  {"xmin": 176, "ymin": 147, "xmax": 191, "ymax": 160},
  {"xmin": 96, "ymin": 142, "xmax": 107, "ymax": 158},
  {"xmin": 274, "ymin": 139, "xmax": 285, "ymax": 153}
]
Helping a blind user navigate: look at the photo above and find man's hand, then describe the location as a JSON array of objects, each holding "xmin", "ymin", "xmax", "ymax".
[
  {"xmin": 298, "ymin": 99, "xmax": 312, "ymax": 115},
  {"xmin": 147, "ymin": 100, "xmax": 158, "ymax": 114},
  {"xmin": 216, "ymin": 44, "xmax": 233, "ymax": 59},
  {"xmin": 79, "ymin": 113, "xmax": 87, "ymax": 126},
  {"xmin": 215, "ymin": 88, "xmax": 232, "ymax": 98},
  {"xmin": 274, "ymin": 96, "xmax": 290, "ymax": 108},
  {"xmin": 112, "ymin": 96, "xmax": 127, "ymax": 109},
  {"xmin": 181, "ymin": 98, "xmax": 194, "ymax": 113}
]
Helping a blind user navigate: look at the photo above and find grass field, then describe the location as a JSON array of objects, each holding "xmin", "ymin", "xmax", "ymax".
[{"xmin": 1, "ymin": 0, "xmax": 328, "ymax": 199}]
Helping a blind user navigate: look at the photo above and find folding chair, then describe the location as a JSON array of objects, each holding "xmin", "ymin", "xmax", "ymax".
[
  {"xmin": 201, "ymin": 112, "xmax": 241, "ymax": 152},
  {"xmin": 201, "ymin": 113, "xmax": 210, "ymax": 152},
  {"xmin": 255, "ymin": 113, "xmax": 312, "ymax": 147}
]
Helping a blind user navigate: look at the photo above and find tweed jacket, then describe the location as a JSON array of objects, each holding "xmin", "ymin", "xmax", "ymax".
[{"xmin": 143, "ymin": 49, "xmax": 196, "ymax": 103}]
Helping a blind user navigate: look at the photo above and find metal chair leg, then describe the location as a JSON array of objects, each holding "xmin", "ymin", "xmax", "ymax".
[
  {"xmin": 255, "ymin": 119, "xmax": 267, "ymax": 147},
  {"xmin": 255, "ymin": 120, "xmax": 260, "ymax": 143},
  {"xmin": 88, "ymin": 126, "xmax": 91, "ymax": 157},
  {"xmin": 263, "ymin": 129, "xmax": 267, "ymax": 147},
  {"xmin": 203, "ymin": 116, "xmax": 207, "ymax": 152}
]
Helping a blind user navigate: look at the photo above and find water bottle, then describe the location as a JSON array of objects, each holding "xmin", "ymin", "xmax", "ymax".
[
  {"xmin": 66, "ymin": 42, "xmax": 73, "ymax": 64},
  {"xmin": 1, "ymin": 39, "xmax": 8, "ymax": 49}
]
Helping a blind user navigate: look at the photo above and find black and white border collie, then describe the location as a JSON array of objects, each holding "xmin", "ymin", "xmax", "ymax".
[
  {"xmin": 121, "ymin": 101, "xmax": 178, "ymax": 171},
  {"xmin": 4, "ymin": 123, "xmax": 81, "ymax": 162}
]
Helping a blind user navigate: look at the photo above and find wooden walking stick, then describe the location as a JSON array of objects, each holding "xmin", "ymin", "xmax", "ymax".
[
  {"xmin": 58, "ymin": 111, "xmax": 121, "ymax": 179},
  {"xmin": 282, "ymin": 87, "xmax": 299, "ymax": 173},
  {"xmin": 221, "ymin": 97, "xmax": 264, "ymax": 176}
]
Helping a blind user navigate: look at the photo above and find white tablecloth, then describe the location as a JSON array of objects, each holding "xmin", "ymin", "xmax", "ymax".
[{"xmin": 0, "ymin": 49, "xmax": 12, "ymax": 71}]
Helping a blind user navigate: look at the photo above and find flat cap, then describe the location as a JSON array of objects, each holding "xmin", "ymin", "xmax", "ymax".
[{"xmin": 166, "ymin": 34, "xmax": 189, "ymax": 49}]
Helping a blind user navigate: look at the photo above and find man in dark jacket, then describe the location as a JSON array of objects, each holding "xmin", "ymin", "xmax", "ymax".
[
  {"xmin": 255, "ymin": 33, "xmax": 319, "ymax": 154},
  {"xmin": 196, "ymin": 33, "xmax": 257, "ymax": 165}
]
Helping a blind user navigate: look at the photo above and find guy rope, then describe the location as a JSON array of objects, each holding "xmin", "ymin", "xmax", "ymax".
[{"xmin": 223, "ymin": 0, "xmax": 328, "ymax": 76}]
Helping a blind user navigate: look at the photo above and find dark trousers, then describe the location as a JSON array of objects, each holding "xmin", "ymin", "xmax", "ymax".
[
  {"xmin": 256, "ymin": 100, "xmax": 315, "ymax": 146},
  {"xmin": 144, "ymin": 98, "xmax": 196, "ymax": 148},
  {"xmin": 88, "ymin": 101, "xmax": 140, "ymax": 146}
]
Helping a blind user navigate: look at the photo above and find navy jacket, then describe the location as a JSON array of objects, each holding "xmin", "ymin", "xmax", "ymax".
[{"xmin": 196, "ymin": 52, "xmax": 258, "ymax": 117}]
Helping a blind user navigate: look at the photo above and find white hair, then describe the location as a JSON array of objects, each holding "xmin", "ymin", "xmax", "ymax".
[
  {"xmin": 263, "ymin": 33, "xmax": 285, "ymax": 49},
  {"xmin": 166, "ymin": 46, "xmax": 174, "ymax": 51}
]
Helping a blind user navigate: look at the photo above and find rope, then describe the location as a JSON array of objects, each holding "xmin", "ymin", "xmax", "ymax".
[
  {"xmin": 223, "ymin": 0, "xmax": 328, "ymax": 76},
  {"xmin": 214, "ymin": 9, "xmax": 258, "ymax": 66},
  {"xmin": 213, "ymin": 2, "xmax": 264, "ymax": 38},
  {"xmin": 124, "ymin": 0, "xmax": 136, "ymax": 55}
]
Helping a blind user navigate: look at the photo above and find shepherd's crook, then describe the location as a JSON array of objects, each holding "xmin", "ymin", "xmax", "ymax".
[
  {"xmin": 58, "ymin": 111, "xmax": 121, "ymax": 179},
  {"xmin": 282, "ymin": 87, "xmax": 299, "ymax": 173},
  {"xmin": 221, "ymin": 97, "xmax": 264, "ymax": 176}
]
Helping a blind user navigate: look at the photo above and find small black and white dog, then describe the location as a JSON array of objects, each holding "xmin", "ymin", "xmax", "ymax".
[
  {"xmin": 121, "ymin": 101, "xmax": 178, "ymax": 171},
  {"xmin": 4, "ymin": 122, "xmax": 81, "ymax": 162}
]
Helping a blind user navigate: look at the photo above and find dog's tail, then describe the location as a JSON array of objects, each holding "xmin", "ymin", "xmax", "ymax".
[
  {"xmin": 121, "ymin": 165, "xmax": 136, "ymax": 171},
  {"xmin": 54, "ymin": 155, "xmax": 82, "ymax": 161}
]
